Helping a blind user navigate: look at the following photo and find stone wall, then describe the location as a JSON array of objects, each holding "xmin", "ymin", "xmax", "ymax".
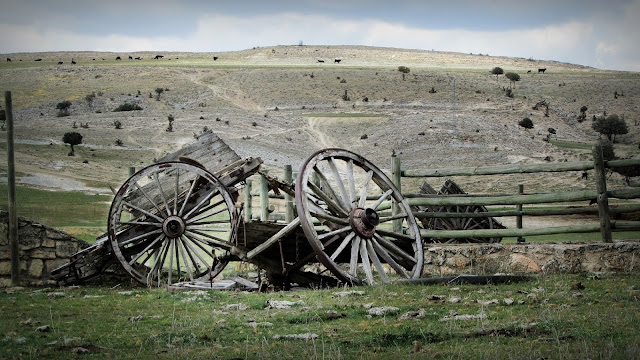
[
  {"xmin": 0, "ymin": 211, "xmax": 90, "ymax": 287},
  {"xmin": 423, "ymin": 241, "xmax": 640, "ymax": 276}
]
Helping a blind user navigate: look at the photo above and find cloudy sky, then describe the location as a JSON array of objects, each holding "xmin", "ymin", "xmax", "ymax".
[{"xmin": 1, "ymin": 0, "xmax": 639, "ymax": 71}]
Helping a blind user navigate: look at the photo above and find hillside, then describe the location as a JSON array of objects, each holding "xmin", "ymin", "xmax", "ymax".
[{"xmin": 1, "ymin": 45, "xmax": 639, "ymax": 197}]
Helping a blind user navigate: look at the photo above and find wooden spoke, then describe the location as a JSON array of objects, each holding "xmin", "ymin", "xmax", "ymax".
[
  {"xmin": 366, "ymin": 240, "xmax": 389, "ymax": 284},
  {"xmin": 129, "ymin": 233, "xmax": 165, "ymax": 265},
  {"xmin": 183, "ymin": 188, "xmax": 218, "ymax": 219},
  {"xmin": 307, "ymin": 182, "xmax": 349, "ymax": 217},
  {"xmin": 378, "ymin": 213, "xmax": 408, "ymax": 223},
  {"xmin": 167, "ymin": 239, "xmax": 175, "ymax": 285},
  {"xmin": 120, "ymin": 221, "xmax": 163, "ymax": 227},
  {"xmin": 349, "ymin": 236, "xmax": 361, "ymax": 277},
  {"xmin": 134, "ymin": 182, "xmax": 165, "ymax": 218},
  {"xmin": 184, "ymin": 230, "xmax": 232, "ymax": 249},
  {"xmin": 185, "ymin": 204, "xmax": 228, "ymax": 224},
  {"xmin": 317, "ymin": 226, "xmax": 352, "ymax": 242},
  {"xmin": 173, "ymin": 170, "xmax": 180, "ymax": 215},
  {"xmin": 154, "ymin": 172, "xmax": 172, "ymax": 218},
  {"xmin": 373, "ymin": 234, "xmax": 417, "ymax": 265},
  {"xmin": 122, "ymin": 201, "xmax": 164, "ymax": 223},
  {"xmin": 176, "ymin": 238, "xmax": 194, "ymax": 282},
  {"xmin": 359, "ymin": 239, "xmax": 375, "ymax": 285},
  {"xmin": 179, "ymin": 235, "xmax": 203, "ymax": 274},
  {"xmin": 188, "ymin": 219, "xmax": 232, "ymax": 226},
  {"xmin": 309, "ymin": 206, "xmax": 350, "ymax": 226},
  {"xmin": 358, "ymin": 170, "xmax": 374, "ymax": 208},
  {"xmin": 185, "ymin": 226, "xmax": 229, "ymax": 232},
  {"xmin": 312, "ymin": 166, "xmax": 345, "ymax": 208},
  {"xmin": 372, "ymin": 189, "xmax": 394, "ymax": 210},
  {"xmin": 178, "ymin": 174, "xmax": 200, "ymax": 216},
  {"xmin": 346, "ymin": 160, "xmax": 357, "ymax": 205},
  {"xmin": 330, "ymin": 232, "xmax": 356, "ymax": 261},
  {"xmin": 328, "ymin": 158, "xmax": 351, "ymax": 211},
  {"xmin": 371, "ymin": 237, "xmax": 409, "ymax": 279},
  {"xmin": 119, "ymin": 228, "xmax": 163, "ymax": 247},
  {"xmin": 376, "ymin": 228, "xmax": 416, "ymax": 242},
  {"xmin": 180, "ymin": 235, "xmax": 212, "ymax": 272}
]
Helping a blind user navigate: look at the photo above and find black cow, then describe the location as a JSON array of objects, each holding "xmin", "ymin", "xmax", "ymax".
[
  {"xmin": 538, "ymin": 68, "xmax": 546, "ymax": 73},
  {"xmin": 71, "ymin": 59, "xmax": 76, "ymax": 64},
  {"xmin": 317, "ymin": 59, "xmax": 325, "ymax": 63},
  {"xmin": 116, "ymin": 56, "xmax": 121, "ymax": 60},
  {"xmin": 34, "ymin": 58, "xmax": 42, "ymax": 61},
  {"xmin": 6, "ymin": 58, "xmax": 11, "ymax": 62},
  {"xmin": 135, "ymin": 57, "xmax": 142, "ymax": 60},
  {"xmin": 58, "ymin": 61, "xmax": 63, "ymax": 65},
  {"xmin": 213, "ymin": 56, "xmax": 218, "ymax": 60},
  {"xmin": 334, "ymin": 58, "xmax": 341, "ymax": 63},
  {"xmin": 154, "ymin": 55, "xmax": 164, "ymax": 59},
  {"xmin": 129, "ymin": 56, "xmax": 133, "ymax": 60},
  {"xmin": 527, "ymin": 70, "xmax": 531, "ymax": 73}
]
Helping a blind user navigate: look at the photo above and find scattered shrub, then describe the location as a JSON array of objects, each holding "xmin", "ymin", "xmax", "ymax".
[
  {"xmin": 113, "ymin": 120, "xmax": 122, "ymax": 129},
  {"xmin": 115, "ymin": 138, "xmax": 123, "ymax": 146},
  {"xmin": 56, "ymin": 100, "xmax": 72, "ymax": 117},
  {"xmin": 491, "ymin": 67, "xmax": 504, "ymax": 79},
  {"xmin": 113, "ymin": 103, "xmax": 143, "ymax": 112},
  {"xmin": 592, "ymin": 114, "xmax": 628, "ymax": 142},
  {"xmin": 166, "ymin": 114, "xmax": 174, "ymax": 132},
  {"xmin": 519, "ymin": 118, "xmax": 534, "ymax": 129},
  {"xmin": 548, "ymin": 128, "xmax": 556, "ymax": 134}
]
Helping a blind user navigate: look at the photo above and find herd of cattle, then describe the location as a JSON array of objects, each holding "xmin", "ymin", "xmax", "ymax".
[{"xmin": 4, "ymin": 56, "xmax": 549, "ymax": 74}]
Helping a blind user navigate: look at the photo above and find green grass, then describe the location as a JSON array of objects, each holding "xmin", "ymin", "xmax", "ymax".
[
  {"xmin": 549, "ymin": 139, "xmax": 593, "ymax": 151},
  {"xmin": 0, "ymin": 184, "xmax": 110, "ymax": 242},
  {"xmin": 1, "ymin": 273, "xmax": 639, "ymax": 359}
]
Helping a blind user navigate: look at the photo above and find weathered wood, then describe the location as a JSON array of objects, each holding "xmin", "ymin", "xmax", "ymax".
[
  {"xmin": 246, "ymin": 217, "xmax": 301, "ymax": 259},
  {"xmin": 244, "ymin": 179, "xmax": 252, "ymax": 223},
  {"xmin": 260, "ymin": 170, "xmax": 270, "ymax": 221},
  {"xmin": 414, "ymin": 204, "xmax": 640, "ymax": 218},
  {"xmin": 5, "ymin": 91, "xmax": 19, "ymax": 285},
  {"xmin": 403, "ymin": 161, "xmax": 595, "ymax": 177},
  {"xmin": 284, "ymin": 165, "xmax": 295, "ymax": 223},
  {"xmin": 517, "ymin": 184, "xmax": 524, "ymax": 243},
  {"xmin": 391, "ymin": 154, "xmax": 402, "ymax": 233},
  {"xmin": 593, "ymin": 144, "xmax": 612, "ymax": 242},
  {"xmin": 156, "ymin": 132, "xmax": 241, "ymax": 175},
  {"xmin": 420, "ymin": 221, "xmax": 640, "ymax": 239}
]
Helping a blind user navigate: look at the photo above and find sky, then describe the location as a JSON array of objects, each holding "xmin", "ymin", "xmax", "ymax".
[{"xmin": 1, "ymin": 0, "xmax": 639, "ymax": 71}]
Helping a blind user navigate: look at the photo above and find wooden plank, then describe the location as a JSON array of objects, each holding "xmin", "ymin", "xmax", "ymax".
[
  {"xmin": 593, "ymin": 144, "xmax": 612, "ymax": 242},
  {"xmin": 246, "ymin": 217, "xmax": 301, "ymax": 259}
]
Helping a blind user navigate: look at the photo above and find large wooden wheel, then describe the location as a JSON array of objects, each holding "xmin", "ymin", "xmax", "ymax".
[
  {"xmin": 295, "ymin": 149, "xmax": 424, "ymax": 286},
  {"xmin": 108, "ymin": 162, "xmax": 237, "ymax": 287}
]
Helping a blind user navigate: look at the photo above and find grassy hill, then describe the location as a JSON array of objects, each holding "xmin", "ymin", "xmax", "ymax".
[{"xmin": 1, "ymin": 45, "xmax": 639, "ymax": 236}]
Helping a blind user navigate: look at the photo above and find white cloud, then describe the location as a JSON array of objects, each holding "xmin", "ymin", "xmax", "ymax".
[{"xmin": 1, "ymin": 6, "xmax": 638, "ymax": 71}]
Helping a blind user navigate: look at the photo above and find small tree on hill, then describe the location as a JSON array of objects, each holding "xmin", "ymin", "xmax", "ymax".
[
  {"xmin": 505, "ymin": 72, "xmax": 520, "ymax": 89},
  {"xmin": 56, "ymin": 100, "xmax": 72, "ymax": 117},
  {"xmin": 155, "ymin": 87, "xmax": 164, "ymax": 100},
  {"xmin": 519, "ymin": 117, "xmax": 534, "ymax": 129},
  {"xmin": 398, "ymin": 66, "xmax": 410, "ymax": 80},
  {"xmin": 491, "ymin": 67, "xmax": 504, "ymax": 80},
  {"xmin": 592, "ymin": 114, "xmax": 628, "ymax": 142},
  {"xmin": 63, "ymin": 132, "xmax": 83, "ymax": 156},
  {"xmin": 166, "ymin": 114, "xmax": 175, "ymax": 132}
]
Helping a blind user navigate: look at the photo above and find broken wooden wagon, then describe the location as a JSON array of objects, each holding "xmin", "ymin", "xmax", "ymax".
[{"xmin": 52, "ymin": 133, "xmax": 424, "ymax": 288}]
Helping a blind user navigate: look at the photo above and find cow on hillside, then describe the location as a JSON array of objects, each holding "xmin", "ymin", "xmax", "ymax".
[{"xmin": 538, "ymin": 68, "xmax": 547, "ymax": 73}]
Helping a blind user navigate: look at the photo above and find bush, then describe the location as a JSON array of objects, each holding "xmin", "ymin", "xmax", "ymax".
[
  {"xmin": 113, "ymin": 120, "xmax": 122, "ymax": 129},
  {"xmin": 548, "ymin": 128, "xmax": 556, "ymax": 134},
  {"xmin": 518, "ymin": 118, "xmax": 534, "ymax": 129},
  {"xmin": 56, "ymin": 100, "xmax": 72, "ymax": 110},
  {"xmin": 491, "ymin": 67, "xmax": 504, "ymax": 78},
  {"xmin": 63, "ymin": 132, "xmax": 83, "ymax": 156},
  {"xmin": 398, "ymin": 66, "xmax": 410, "ymax": 74},
  {"xmin": 113, "ymin": 103, "xmax": 143, "ymax": 112},
  {"xmin": 592, "ymin": 114, "xmax": 628, "ymax": 142}
]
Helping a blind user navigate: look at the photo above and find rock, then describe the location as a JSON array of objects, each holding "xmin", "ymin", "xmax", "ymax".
[
  {"xmin": 246, "ymin": 321, "xmax": 273, "ymax": 328},
  {"xmin": 273, "ymin": 333, "xmax": 318, "ymax": 340},
  {"xmin": 265, "ymin": 300, "xmax": 304, "ymax": 309},
  {"xmin": 36, "ymin": 325, "xmax": 51, "ymax": 332},
  {"xmin": 503, "ymin": 298, "xmax": 515, "ymax": 305},
  {"xmin": 367, "ymin": 306, "xmax": 399, "ymax": 316},
  {"xmin": 72, "ymin": 347, "xmax": 89, "ymax": 354},
  {"xmin": 477, "ymin": 299, "xmax": 499, "ymax": 306},
  {"xmin": 440, "ymin": 313, "xmax": 486, "ymax": 322},
  {"xmin": 398, "ymin": 309, "xmax": 426, "ymax": 321},
  {"xmin": 225, "ymin": 303, "xmax": 248, "ymax": 311},
  {"xmin": 333, "ymin": 290, "xmax": 364, "ymax": 297},
  {"xmin": 510, "ymin": 253, "xmax": 541, "ymax": 273},
  {"xmin": 0, "ymin": 261, "xmax": 11, "ymax": 276},
  {"xmin": 29, "ymin": 249, "xmax": 56, "ymax": 260},
  {"xmin": 326, "ymin": 310, "xmax": 346, "ymax": 320},
  {"xmin": 449, "ymin": 297, "xmax": 461, "ymax": 304}
]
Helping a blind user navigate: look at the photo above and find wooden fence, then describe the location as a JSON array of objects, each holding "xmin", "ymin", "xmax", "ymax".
[{"xmin": 246, "ymin": 144, "xmax": 640, "ymax": 243}]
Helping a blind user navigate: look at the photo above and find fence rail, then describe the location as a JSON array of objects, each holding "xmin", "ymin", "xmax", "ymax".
[{"xmin": 241, "ymin": 144, "xmax": 639, "ymax": 244}]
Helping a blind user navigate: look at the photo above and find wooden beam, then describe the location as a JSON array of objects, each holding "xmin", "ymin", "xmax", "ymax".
[
  {"xmin": 5, "ymin": 91, "xmax": 19, "ymax": 285},
  {"xmin": 593, "ymin": 144, "xmax": 612, "ymax": 242}
]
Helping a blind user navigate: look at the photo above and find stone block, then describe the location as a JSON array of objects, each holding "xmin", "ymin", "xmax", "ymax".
[
  {"xmin": 28, "ymin": 259, "xmax": 44, "ymax": 278},
  {"xmin": 46, "ymin": 229, "xmax": 71, "ymax": 241},
  {"xmin": 510, "ymin": 253, "xmax": 541, "ymax": 273},
  {"xmin": 0, "ymin": 221, "xmax": 8, "ymax": 246},
  {"xmin": 19, "ymin": 227, "xmax": 43, "ymax": 251},
  {"xmin": 42, "ymin": 238, "xmax": 55, "ymax": 248},
  {"xmin": 30, "ymin": 249, "xmax": 57, "ymax": 260},
  {"xmin": 0, "ymin": 278, "xmax": 12, "ymax": 287},
  {"xmin": 56, "ymin": 240, "xmax": 80, "ymax": 258},
  {"xmin": 0, "ymin": 260, "xmax": 11, "ymax": 275}
]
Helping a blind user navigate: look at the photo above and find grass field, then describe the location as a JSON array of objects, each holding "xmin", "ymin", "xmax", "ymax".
[{"xmin": 1, "ymin": 273, "xmax": 639, "ymax": 359}]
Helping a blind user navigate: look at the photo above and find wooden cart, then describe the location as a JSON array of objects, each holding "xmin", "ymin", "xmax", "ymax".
[{"xmin": 53, "ymin": 134, "xmax": 424, "ymax": 287}]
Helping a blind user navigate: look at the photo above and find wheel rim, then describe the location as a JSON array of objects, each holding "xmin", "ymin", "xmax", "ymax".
[
  {"xmin": 108, "ymin": 162, "xmax": 236, "ymax": 286},
  {"xmin": 295, "ymin": 149, "xmax": 424, "ymax": 286}
]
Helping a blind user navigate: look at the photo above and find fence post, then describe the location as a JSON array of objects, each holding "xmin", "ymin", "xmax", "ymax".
[
  {"xmin": 284, "ymin": 165, "xmax": 295, "ymax": 223},
  {"xmin": 6, "ymin": 91, "xmax": 19, "ymax": 286},
  {"xmin": 593, "ymin": 144, "xmax": 612, "ymax": 243},
  {"xmin": 391, "ymin": 153, "xmax": 402, "ymax": 233},
  {"xmin": 516, "ymin": 184, "xmax": 525, "ymax": 243},
  {"xmin": 260, "ymin": 170, "xmax": 270, "ymax": 221},
  {"xmin": 244, "ymin": 179, "xmax": 252, "ymax": 223}
]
